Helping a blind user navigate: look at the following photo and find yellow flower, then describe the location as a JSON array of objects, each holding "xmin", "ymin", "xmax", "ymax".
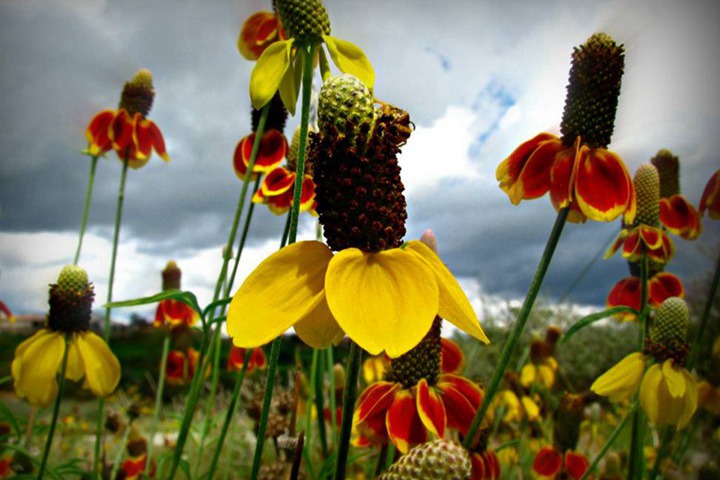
[
  {"xmin": 520, "ymin": 357, "xmax": 557, "ymax": 389},
  {"xmin": 590, "ymin": 352, "xmax": 647, "ymax": 403},
  {"xmin": 639, "ymin": 359, "xmax": 697, "ymax": 430},
  {"xmin": 227, "ymin": 240, "xmax": 488, "ymax": 358},
  {"xmin": 496, "ymin": 390, "xmax": 540, "ymax": 423},
  {"xmin": 12, "ymin": 329, "xmax": 121, "ymax": 408}
]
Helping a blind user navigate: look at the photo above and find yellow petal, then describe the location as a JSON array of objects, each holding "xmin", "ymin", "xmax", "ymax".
[
  {"xmin": 278, "ymin": 47, "xmax": 303, "ymax": 115},
  {"xmin": 640, "ymin": 364, "xmax": 663, "ymax": 425},
  {"xmin": 591, "ymin": 352, "xmax": 646, "ymax": 403},
  {"xmin": 65, "ymin": 335, "xmax": 85, "ymax": 382},
  {"xmin": 16, "ymin": 330, "xmax": 64, "ymax": 407},
  {"xmin": 538, "ymin": 364, "xmax": 555, "ymax": 388},
  {"xmin": 250, "ymin": 39, "xmax": 294, "ymax": 110},
  {"xmin": 325, "ymin": 247, "xmax": 437, "ymax": 357},
  {"xmin": 322, "ymin": 35, "xmax": 375, "ymax": 89},
  {"xmin": 405, "ymin": 241, "xmax": 489, "ymax": 344},
  {"xmin": 76, "ymin": 332, "xmax": 121, "ymax": 397},
  {"xmin": 293, "ymin": 293, "xmax": 345, "ymax": 349},
  {"xmin": 227, "ymin": 241, "xmax": 333, "ymax": 348},
  {"xmin": 521, "ymin": 395, "xmax": 541, "ymax": 421},
  {"xmin": 11, "ymin": 329, "xmax": 50, "ymax": 384},
  {"xmin": 662, "ymin": 360, "xmax": 685, "ymax": 398},
  {"xmin": 677, "ymin": 369, "xmax": 698, "ymax": 430},
  {"xmin": 519, "ymin": 364, "xmax": 535, "ymax": 388}
]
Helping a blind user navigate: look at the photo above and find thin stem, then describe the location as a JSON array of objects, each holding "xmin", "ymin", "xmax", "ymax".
[
  {"xmin": 74, "ymin": 155, "xmax": 99, "ymax": 265},
  {"xmin": 333, "ymin": 341, "xmax": 362, "ymax": 480},
  {"xmin": 205, "ymin": 349, "xmax": 252, "ymax": 479},
  {"xmin": 579, "ymin": 402, "xmax": 635, "ymax": 480},
  {"xmin": 226, "ymin": 176, "xmax": 262, "ymax": 295},
  {"xmin": 38, "ymin": 337, "xmax": 69, "ymax": 480},
  {"xmin": 326, "ymin": 346, "xmax": 338, "ymax": 443},
  {"xmin": 250, "ymin": 337, "xmax": 282, "ymax": 480},
  {"xmin": 463, "ymin": 207, "xmax": 569, "ymax": 449},
  {"xmin": 648, "ymin": 426, "xmax": 675, "ymax": 480},
  {"xmin": 687, "ymin": 247, "xmax": 720, "ymax": 370},
  {"xmin": 313, "ymin": 349, "xmax": 329, "ymax": 459},
  {"xmin": 287, "ymin": 42, "xmax": 315, "ymax": 245},
  {"xmin": 95, "ymin": 156, "xmax": 129, "ymax": 477},
  {"xmin": 145, "ymin": 332, "xmax": 170, "ymax": 472},
  {"xmin": 108, "ymin": 419, "xmax": 133, "ymax": 480},
  {"xmin": 303, "ymin": 350, "xmax": 319, "ymax": 475},
  {"xmin": 374, "ymin": 444, "xmax": 389, "ymax": 477}
]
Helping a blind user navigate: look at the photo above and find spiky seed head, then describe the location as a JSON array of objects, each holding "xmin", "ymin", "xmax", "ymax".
[
  {"xmin": 119, "ymin": 68, "xmax": 155, "ymax": 117},
  {"xmin": 48, "ymin": 265, "xmax": 94, "ymax": 333},
  {"xmin": 318, "ymin": 74, "xmax": 376, "ymax": 141},
  {"xmin": 162, "ymin": 260, "xmax": 182, "ymax": 291},
  {"xmin": 57, "ymin": 265, "xmax": 89, "ymax": 294},
  {"xmin": 377, "ymin": 439, "xmax": 472, "ymax": 480},
  {"xmin": 560, "ymin": 33, "xmax": 625, "ymax": 149},
  {"xmin": 652, "ymin": 296, "xmax": 689, "ymax": 345},
  {"xmin": 275, "ymin": 0, "xmax": 330, "ymax": 41},
  {"xmin": 651, "ymin": 149, "xmax": 680, "ymax": 199},
  {"xmin": 632, "ymin": 164, "xmax": 660, "ymax": 227}
]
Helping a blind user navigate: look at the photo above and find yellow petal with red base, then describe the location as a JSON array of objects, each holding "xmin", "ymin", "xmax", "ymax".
[
  {"xmin": 227, "ymin": 241, "xmax": 332, "ymax": 348},
  {"xmin": 260, "ymin": 167, "xmax": 295, "ymax": 196},
  {"xmin": 12, "ymin": 329, "xmax": 64, "ymax": 407},
  {"xmin": 405, "ymin": 241, "xmax": 489, "ymax": 345},
  {"xmin": 660, "ymin": 195, "xmax": 702, "ymax": 240},
  {"xmin": 532, "ymin": 446, "xmax": 563, "ymax": 477},
  {"xmin": 496, "ymin": 133, "xmax": 560, "ymax": 204},
  {"xmin": 699, "ymin": 169, "xmax": 720, "ymax": 220},
  {"xmin": 322, "ymin": 35, "xmax": 375, "ymax": 90},
  {"xmin": 591, "ymin": 352, "xmax": 646, "ymax": 403},
  {"xmin": 326, "ymin": 247, "xmax": 438, "ymax": 357},
  {"xmin": 564, "ymin": 450, "xmax": 589, "ymax": 480},
  {"xmin": 76, "ymin": 331, "xmax": 121, "ymax": 397},
  {"xmin": 250, "ymin": 39, "xmax": 294, "ymax": 110},
  {"xmin": 574, "ymin": 145, "xmax": 634, "ymax": 222},
  {"xmin": 415, "ymin": 378, "xmax": 447, "ymax": 437},
  {"xmin": 386, "ymin": 389, "xmax": 427, "ymax": 454},
  {"xmin": 440, "ymin": 337, "xmax": 466, "ymax": 374},
  {"xmin": 234, "ymin": 131, "xmax": 287, "ymax": 180}
]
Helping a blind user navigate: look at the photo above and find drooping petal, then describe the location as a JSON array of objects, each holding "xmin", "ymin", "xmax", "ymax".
[
  {"xmin": 405, "ymin": 241, "xmax": 489, "ymax": 344},
  {"xmin": 639, "ymin": 363, "xmax": 663, "ymax": 425},
  {"xmin": 496, "ymin": 133, "xmax": 560, "ymax": 204},
  {"xmin": 278, "ymin": 46, "xmax": 304, "ymax": 116},
  {"xmin": 648, "ymin": 272, "xmax": 684, "ymax": 307},
  {"xmin": 549, "ymin": 139, "xmax": 580, "ymax": 212},
  {"xmin": 659, "ymin": 195, "xmax": 701, "ymax": 239},
  {"xmin": 606, "ymin": 277, "xmax": 641, "ymax": 321},
  {"xmin": 532, "ymin": 446, "xmax": 563, "ymax": 477},
  {"xmin": 322, "ymin": 35, "xmax": 375, "ymax": 89},
  {"xmin": 638, "ymin": 225, "xmax": 663, "ymax": 251},
  {"xmin": 519, "ymin": 364, "xmax": 536, "ymax": 388},
  {"xmin": 238, "ymin": 11, "xmax": 280, "ymax": 60},
  {"xmin": 234, "ymin": 131, "xmax": 287, "ymax": 180},
  {"xmin": 227, "ymin": 241, "xmax": 333, "ymax": 348},
  {"xmin": 134, "ymin": 116, "xmax": 154, "ymax": 165},
  {"xmin": 604, "ymin": 232, "xmax": 626, "ymax": 259},
  {"xmin": 293, "ymin": 293, "xmax": 345, "ymax": 348},
  {"xmin": 85, "ymin": 110, "xmax": 116, "ymax": 156},
  {"xmin": 148, "ymin": 120, "xmax": 170, "ymax": 161},
  {"xmin": 386, "ymin": 389, "xmax": 427, "ymax": 454},
  {"xmin": 355, "ymin": 382, "xmax": 400, "ymax": 424},
  {"xmin": 440, "ymin": 337, "xmax": 465, "ymax": 375},
  {"xmin": 250, "ymin": 39, "xmax": 294, "ymax": 110},
  {"xmin": 65, "ymin": 336, "xmax": 85, "ymax": 382},
  {"xmin": 662, "ymin": 360, "xmax": 685, "ymax": 398},
  {"xmin": 415, "ymin": 379, "xmax": 447, "ymax": 437},
  {"xmin": 436, "ymin": 374, "xmax": 482, "ymax": 435},
  {"xmin": 565, "ymin": 450, "xmax": 590, "ymax": 480},
  {"xmin": 574, "ymin": 145, "xmax": 634, "ymax": 222},
  {"xmin": 591, "ymin": 352, "xmax": 646, "ymax": 403},
  {"xmin": 14, "ymin": 330, "xmax": 65, "ymax": 407},
  {"xmin": 76, "ymin": 332, "xmax": 121, "ymax": 397},
  {"xmin": 677, "ymin": 368, "xmax": 698, "ymax": 430},
  {"xmin": 325, "ymin": 247, "xmax": 438, "ymax": 357},
  {"xmin": 260, "ymin": 166, "xmax": 295, "ymax": 196},
  {"xmin": 699, "ymin": 169, "xmax": 720, "ymax": 220},
  {"xmin": 520, "ymin": 395, "xmax": 541, "ymax": 421}
]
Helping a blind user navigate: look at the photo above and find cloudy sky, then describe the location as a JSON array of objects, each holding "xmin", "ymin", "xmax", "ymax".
[{"xmin": 1, "ymin": 0, "xmax": 718, "ymax": 324}]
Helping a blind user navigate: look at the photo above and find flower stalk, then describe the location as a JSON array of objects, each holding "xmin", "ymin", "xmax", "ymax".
[
  {"xmin": 38, "ymin": 337, "xmax": 69, "ymax": 480},
  {"xmin": 333, "ymin": 341, "xmax": 362, "ymax": 480},
  {"xmin": 145, "ymin": 331, "xmax": 170, "ymax": 473},
  {"xmin": 73, "ymin": 155, "xmax": 99, "ymax": 265}
]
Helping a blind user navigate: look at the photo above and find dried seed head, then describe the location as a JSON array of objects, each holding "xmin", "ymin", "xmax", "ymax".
[
  {"xmin": 560, "ymin": 33, "xmax": 625, "ymax": 149},
  {"xmin": 119, "ymin": 69, "xmax": 155, "ymax": 117},
  {"xmin": 275, "ymin": 0, "xmax": 330, "ymax": 41},
  {"xmin": 377, "ymin": 439, "xmax": 472, "ymax": 480},
  {"xmin": 651, "ymin": 149, "xmax": 681, "ymax": 199}
]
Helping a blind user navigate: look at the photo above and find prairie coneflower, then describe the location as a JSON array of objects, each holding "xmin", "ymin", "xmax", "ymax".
[
  {"xmin": 520, "ymin": 326, "xmax": 561, "ymax": 389},
  {"xmin": 164, "ymin": 348, "xmax": 203, "ymax": 386},
  {"xmin": 12, "ymin": 265, "xmax": 120, "ymax": 407},
  {"xmin": 496, "ymin": 33, "xmax": 635, "ymax": 224},
  {"xmin": 153, "ymin": 261, "xmax": 198, "ymax": 329},
  {"xmin": 606, "ymin": 272, "xmax": 684, "ymax": 321},
  {"xmin": 228, "ymin": 74, "xmax": 488, "ymax": 357},
  {"xmin": 226, "ymin": 345, "xmax": 267, "ymax": 374},
  {"xmin": 651, "ymin": 150, "xmax": 702, "ymax": 240},
  {"xmin": 84, "ymin": 69, "xmax": 169, "ymax": 168},
  {"xmin": 249, "ymin": 0, "xmax": 374, "ymax": 114}
]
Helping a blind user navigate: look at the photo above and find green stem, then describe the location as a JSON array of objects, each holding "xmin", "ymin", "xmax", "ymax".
[
  {"xmin": 463, "ymin": 207, "xmax": 569, "ymax": 449},
  {"xmin": 94, "ymin": 156, "xmax": 129, "ymax": 477},
  {"xmin": 579, "ymin": 402, "xmax": 635, "ymax": 480},
  {"xmin": 327, "ymin": 346, "xmax": 338, "ymax": 443},
  {"xmin": 38, "ymin": 337, "xmax": 69, "ymax": 480},
  {"xmin": 687, "ymin": 247, "xmax": 720, "ymax": 370},
  {"xmin": 74, "ymin": 155, "xmax": 99, "ymax": 265},
  {"xmin": 647, "ymin": 426, "xmax": 675, "ymax": 480},
  {"xmin": 226, "ymin": 176, "xmax": 262, "ymax": 295},
  {"xmin": 287, "ymin": 42, "xmax": 315, "ymax": 245},
  {"xmin": 250, "ymin": 337, "xmax": 282, "ymax": 480},
  {"xmin": 145, "ymin": 333, "xmax": 170, "ymax": 473},
  {"xmin": 333, "ymin": 341, "xmax": 362, "ymax": 480},
  {"xmin": 303, "ymin": 349, "xmax": 319, "ymax": 475},
  {"xmin": 108, "ymin": 419, "xmax": 133, "ymax": 480},
  {"xmin": 205, "ymin": 349, "xmax": 252, "ymax": 479},
  {"xmin": 313, "ymin": 349, "xmax": 329, "ymax": 459},
  {"xmin": 0, "ymin": 376, "xmax": 11, "ymax": 386},
  {"xmin": 195, "ymin": 322, "xmax": 225, "ymax": 477}
]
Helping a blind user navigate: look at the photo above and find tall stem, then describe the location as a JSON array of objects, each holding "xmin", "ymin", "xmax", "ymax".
[
  {"xmin": 74, "ymin": 155, "xmax": 99, "ymax": 265},
  {"xmin": 145, "ymin": 332, "xmax": 170, "ymax": 472},
  {"xmin": 333, "ymin": 342, "xmax": 362, "ymax": 480},
  {"xmin": 463, "ymin": 207, "xmax": 569, "ymax": 448},
  {"xmin": 250, "ymin": 338, "xmax": 282, "ymax": 480},
  {"xmin": 38, "ymin": 337, "xmax": 69, "ymax": 480}
]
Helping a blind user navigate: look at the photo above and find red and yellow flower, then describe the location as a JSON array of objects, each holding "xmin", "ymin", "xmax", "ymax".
[
  {"xmin": 532, "ymin": 446, "xmax": 589, "ymax": 480},
  {"xmin": 226, "ymin": 345, "xmax": 267, "ymax": 374},
  {"xmin": 699, "ymin": 169, "xmax": 720, "ymax": 220},
  {"xmin": 606, "ymin": 272, "xmax": 684, "ymax": 321},
  {"xmin": 153, "ymin": 299, "xmax": 199, "ymax": 329},
  {"xmin": 165, "ymin": 348, "xmax": 202, "ymax": 386},
  {"xmin": 605, "ymin": 224, "xmax": 674, "ymax": 264},
  {"xmin": 84, "ymin": 69, "xmax": 169, "ymax": 169},
  {"xmin": 252, "ymin": 166, "xmax": 317, "ymax": 215},
  {"xmin": 233, "ymin": 130, "xmax": 288, "ymax": 180},
  {"xmin": 660, "ymin": 195, "xmax": 702, "ymax": 240},
  {"xmin": 238, "ymin": 11, "xmax": 285, "ymax": 61},
  {"xmin": 470, "ymin": 450, "xmax": 501, "ymax": 480}
]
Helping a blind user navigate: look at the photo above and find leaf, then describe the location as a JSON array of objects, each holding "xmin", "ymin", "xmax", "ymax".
[
  {"xmin": 106, "ymin": 289, "xmax": 202, "ymax": 317},
  {"xmin": 563, "ymin": 306, "xmax": 638, "ymax": 343},
  {"xmin": 202, "ymin": 297, "xmax": 232, "ymax": 319}
]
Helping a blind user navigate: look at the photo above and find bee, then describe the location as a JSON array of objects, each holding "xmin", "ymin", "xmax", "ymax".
[{"xmin": 375, "ymin": 99, "xmax": 414, "ymax": 147}]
